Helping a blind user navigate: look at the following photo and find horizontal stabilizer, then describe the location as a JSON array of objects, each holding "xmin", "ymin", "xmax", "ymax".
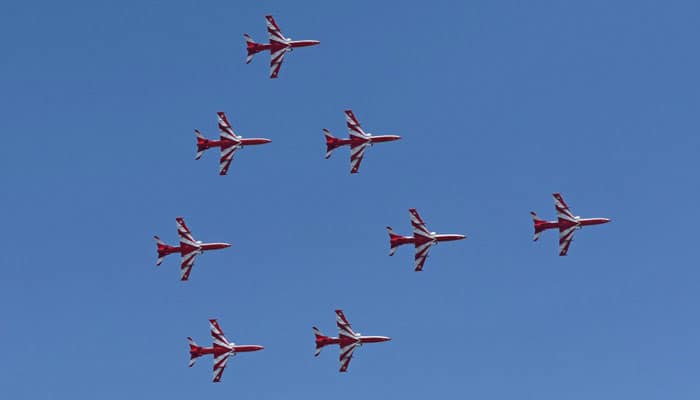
[
  {"xmin": 530, "ymin": 211, "xmax": 544, "ymax": 241},
  {"xmin": 387, "ymin": 226, "xmax": 400, "ymax": 256},
  {"xmin": 323, "ymin": 129, "xmax": 340, "ymax": 159},
  {"xmin": 188, "ymin": 337, "xmax": 199, "ymax": 367},
  {"xmin": 154, "ymin": 236, "xmax": 168, "ymax": 265},
  {"xmin": 313, "ymin": 326, "xmax": 326, "ymax": 357},
  {"xmin": 244, "ymin": 33, "xmax": 259, "ymax": 64}
]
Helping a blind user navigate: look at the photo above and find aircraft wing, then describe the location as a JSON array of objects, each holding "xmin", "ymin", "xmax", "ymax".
[
  {"xmin": 176, "ymin": 217, "xmax": 197, "ymax": 246},
  {"xmin": 210, "ymin": 319, "xmax": 233, "ymax": 382},
  {"xmin": 217, "ymin": 112, "xmax": 239, "ymax": 141},
  {"xmin": 269, "ymin": 47, "xmax": 289, "ymax": 79},
  {"xmin": 266, "ymin": 15, "xmax": 289, "ymax": 79},
  {"xmin": 266, "ymin": 15, "xmax": 287, "ymax": 46},
  {"xmin": 335, "ymin": 309, "xmax": 357, "ymax": 340},
  {"xmin": 558, "ymin": 224, "xmax": 577, "ymax": 256},
  {"xmin": 180, "ymin": 249, "xmax": 198, "ymax": 281},
  {"xmin": 210, "ymin": 319, "xmax": 231, "ymax": 347},
  {"xmin": 553, "ymin": 193, "xmax": 577, "ymax": 225},
  {"xmin": 212, "ymin": 352, "xmax": 230, "ymax": 383},
  {"xmin": 409, "ymin": 209, "xmax": 432, "ymax": 240},
  {"xmin": 345, "ymin": 110, "xmax": 369, "ymax": 139},
  {"xmin": 338, "ymin": 342, "xmax": 359, "ymax": 373},
  {"xmin": 177, "ymin": 217, "xmax": 200, "ymax": 280},
  {"xmin": 219, "ymin": 142, "xmax": 239, "ymax": 175},
  {"xmin": 349, "ymin": 142, "xmax": 369, "ymax": 174},
  {"xmin": 414, "ymin": 240, "xmax": 433, "ymax": 272},
  {"xmin": 410, "ymin": 209, "xmax": 435, "ymax": 271}
]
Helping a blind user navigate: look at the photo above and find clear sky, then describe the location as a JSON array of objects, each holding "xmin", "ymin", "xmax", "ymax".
[{"xmin": 1, "ymin": 1, "xmax": 700, "ymax": 398}]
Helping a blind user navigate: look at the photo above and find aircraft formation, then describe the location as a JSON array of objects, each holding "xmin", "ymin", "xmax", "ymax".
[{"xmin": 149, "ymin": 15, "xmax": 612, "ymax": 382}]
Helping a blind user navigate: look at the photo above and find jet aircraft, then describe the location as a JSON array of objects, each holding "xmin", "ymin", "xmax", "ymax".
[
  {"xmin": 531, "ymin": 193, "xmax": 611, "ymax": 256},
  {"xmin": 154, "ymin": 217, "xmax": 231, "ymax": 281},
  {"xmin": 188, "ymin": 319, "xmax": 264, "ymax": 383},
  {"xmin": 244, "ymin": 15, "xmax": 320, "ymax": 78},
  {"xmin": 324, "ymin": 110, "xmax": 401, "ymax": 173},
  {"xmin": 195, "ymin": 112, "xmax": 271, "ymax": 175},
  {"xmin": 313, "ymin": 310, "xmax": 391, "ymax": 372},
  {"xmin": 387, "ymin": 208, "xmax": 466, "ymax": 271}
]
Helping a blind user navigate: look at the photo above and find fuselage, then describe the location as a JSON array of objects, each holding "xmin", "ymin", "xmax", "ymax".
[
  {"xmin": 158, "ymin": 242, "xmax": 231, "ymax": 258},
  {"xmin": 331, "ymin": 134, "xmax": 402, "ymax": 148},
  {"xmin": 190, "ymin": 344, "xmax": 264, "ymax": 358},
  {"xmin": 315, "ymin": 335, "xmax": 391, "ymax": 349},
  {"xmin": 390, "ymin": 233, "xmax": 466, "ymax": 249},
  {"xmin": 534, "ymin": 217, "xmax": 611, "ymax": 234},
  {"xmin": 198, "ymin": 137, "xmax": 272, "ymax": 151},
  {"xmin": 286, "ymin": 40, "xmax": 321, "ymax": 49},
  {"xmin": 249, "ymin": 40, "xmax": 320, "ymax": 55}
]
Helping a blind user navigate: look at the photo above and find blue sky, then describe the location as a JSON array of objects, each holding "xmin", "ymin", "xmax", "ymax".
[{"xmin": 1, "ymin": 1, "xmax": 700, "ymax": 398}]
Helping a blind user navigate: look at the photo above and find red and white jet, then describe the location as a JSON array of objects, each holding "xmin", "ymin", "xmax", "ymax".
[
  {"xmin": 531, "ymin": 193, "xmax": 611, "ymax": 256},
  {"xmin": 387, "ymin": 208, "xmax": 466, "ymax": 272},
  {"xmin": 195, "ymin": 112, "xmax": 271, "ymax": 175},
  {"xmin": 244, "ymin": 15, "xmax": 320, "ymax": 79},
  {"xmin": 154, "ymin": 217, "xmax": 231, "ymax": 281},
  {"xmin": 188, "ymin": 319, "xmax": 264, "ymax": 383},
  {"xmin": 313, "ymin": 310, "xmax": 391, "ymax": 373},
  {"xmin": 324, "ymin": 110, "xmax": 401, "ymax": 174}
]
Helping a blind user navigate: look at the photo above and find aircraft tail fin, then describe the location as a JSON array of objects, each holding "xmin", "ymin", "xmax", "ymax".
[
  {"xmin": 194, "ymin": 129, "xmax": 209, "ymax": 160},
  {"xmin": 244, "ymin": 34, "xmax": 261, "ymax": 64},
  {"xmin": 386, "ymin": 226, "xmax": 402, "ymax": 256},
  {"xmin": 530, "ymin": 211, "xmax": 546, "ymax": 241},
  {"xmin": 323, "ymin": 129, "xmax": 342, "ymax": 159},
  {"xmin": 312, "ymin": 326, "xmax": 327, "ymax": 357},
  {"xmin": 188, "ymin": 337, "xmax": 201, "ymax": 367},
  {"xmin": 154, "ymin": 235, "xmax": 170, "ymax": 266}
]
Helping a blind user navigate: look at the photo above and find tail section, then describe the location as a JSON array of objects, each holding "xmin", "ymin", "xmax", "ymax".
[
  {"xmin": 188, "ymin": 337, "xmax": 201, "ymax": 367},
  {"xmin": 530, "ymin": 211, "xmax": 545, "ymax": 241},
  {"xmin": 154, "ymin": 235, "xmax": 170, "ymax": 266},
  {"xmin": 194, "ymin": 129, "xmax": 209, "ymax": 160},
  {"xmin": 323, "ymin": 129, "xmax": 342, "ymax": 159},
  {"xmin": 313, "ymin": 326, "xmax": 327, "ymax": 357},
  {"xmin": 244, "ymin": 34, "xmax": 261, "ymax": 64},
  {"xmin": 387, "ymin": 226, "xmax": 401, "ymax": 256}
]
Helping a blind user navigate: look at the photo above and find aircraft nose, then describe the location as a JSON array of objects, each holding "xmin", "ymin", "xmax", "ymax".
[{"xmin": 222, "ymin": 243, "xmax": 232, "ymax": 248}]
